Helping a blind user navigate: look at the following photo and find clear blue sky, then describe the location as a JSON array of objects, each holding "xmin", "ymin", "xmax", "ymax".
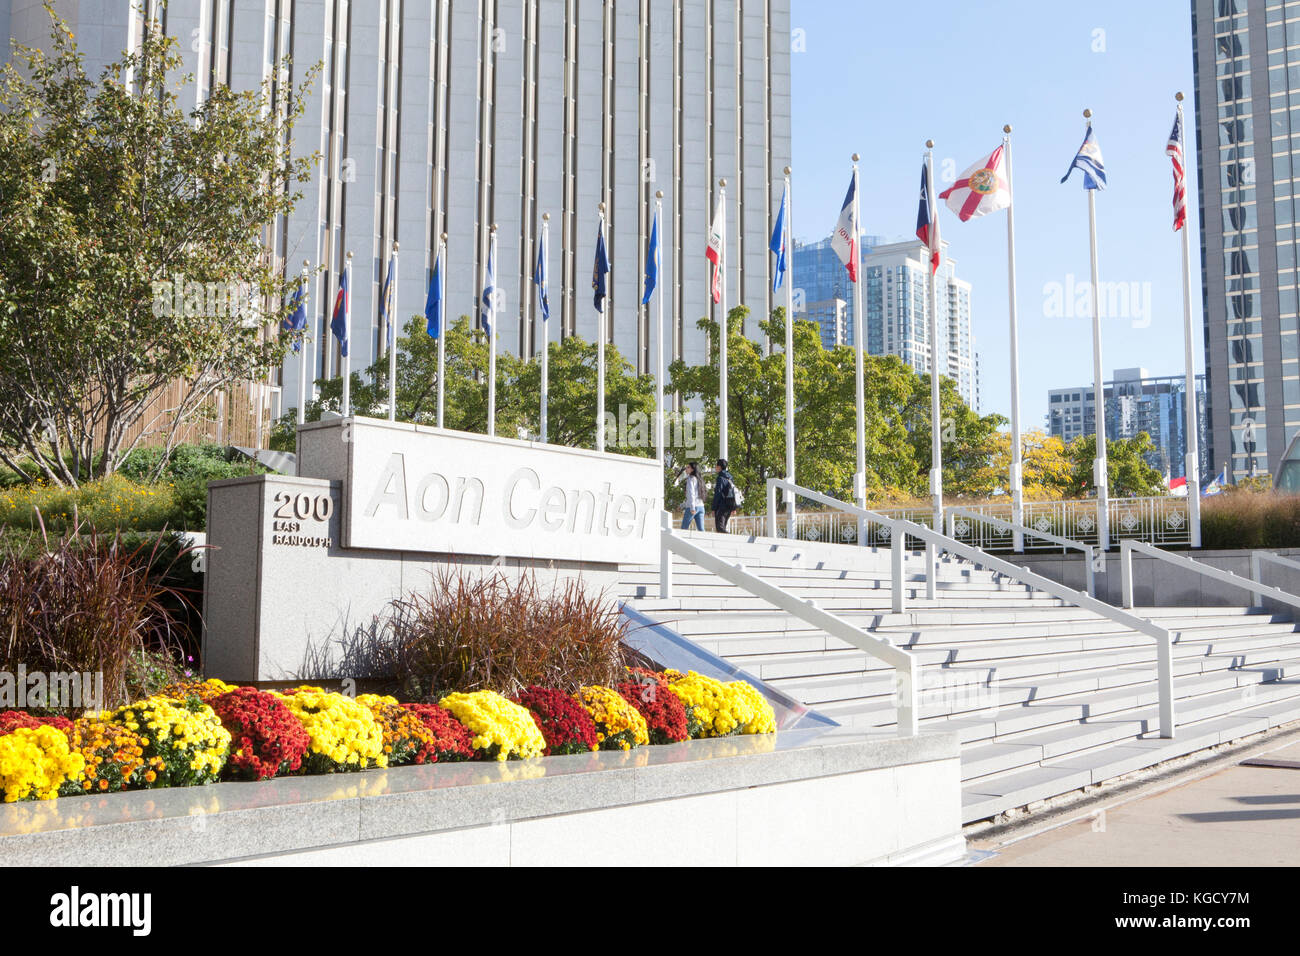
[{"xmin": 791, "ymin": 0, "xmax": 1199, "ymax": 431}]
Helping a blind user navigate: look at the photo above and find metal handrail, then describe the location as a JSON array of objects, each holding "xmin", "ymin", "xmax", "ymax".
[
  {"xmin": 658, "ymin": 512, "xmax": 920, "ymax": 736},
  {"xmin": 765, "ymin": 482, "xmax": 1176, "ymax": 737},
  {"xmin": 765, "ymin": 477, "xmax": 925, "ymax": 609},
  {"xmin": 1121, "ymin": 540, "xmax": 1300, "ymax": 615},
  {"xmin": 1249, "ymin": 551, "xmax": 1300, "ymax": 609},
  {"xmin": 947, "ymin": 506, "xmax": 1099, "ymax": 598}
]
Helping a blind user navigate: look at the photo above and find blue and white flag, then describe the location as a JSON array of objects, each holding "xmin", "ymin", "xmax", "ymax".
[
  {"xmin": 1202, "ymin": 465, "xmax": 1229, "ymax": 497},
  {"xmin": 480, "ymin": 236, "xmax": 496, "ymax": 334},
  {"xmin": 379, "ymin": 252, "xmax": 396, "ymax": 348},
  {"xmin": 593, "ymin": 219, "xmax": 609, "ymax": 313},
  {"xmin": 642, "ymin": 206, "xmax": 660, "ymax": 305},
  {"xmin": 533, "ymin": 229, "xmax": 549, "ymax": 322},
  {"xmin": 1061, "ymin": 126, "xmax": 1107, "ymax": 190},
  {"xmin": 329, "ymin": 265, "xmax": 350, "ymax": 357},
  {"xmin": 282, "ymin": 279, "xmax": 307, "ymax": 353},
  {"xmin": 770, "ymin": 184, "xmax": 788, "ymax": 292},
  {"xmin": 425, "ymin": 251, "xmax": 443, "ymax": 339}
]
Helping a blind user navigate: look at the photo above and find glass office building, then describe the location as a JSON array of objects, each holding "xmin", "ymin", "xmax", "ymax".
[{"xmin": 1192, "ymin": 0, "xmax": 1300, "ymax": 479}]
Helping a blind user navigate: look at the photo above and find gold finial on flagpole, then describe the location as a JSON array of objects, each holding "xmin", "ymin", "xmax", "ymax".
[
  {"xmin": 656, "ymin": 190, "xmax": 663, "ymax": 199},
  {"xmin": 440, "ymin": 232, "xmax": 447, "ymax": 243},
  {"xmin": 1176, "ymin": 91, "xmax": 1185, "ymax": 102},
  {"xmin": 1004, "ymin": 124, "xmax": 1013, "ymax": 134},
  {"xmin": 346, "ymin": 250, "xmax": 353, "ymax": 260},
  {"xmin": 542, "ymin": 212, "xmax": 549, "ymax": 222},
  {"xmin": 719, "ymin": 178, "xmax": 726, "ymax": 188},
  {"xmin": 851, "ymin": 153, "xmax": 860, "ymax": 163},
  {"xmin": 1083, "ymin": 108, "xmax": 1093, "ymax": 122},
  {"xmin": 303, "ymin": 259, "xmax": 310, "ymax": 268},
  {"xmin": 926, "ymin": 139, "xmax": 934, "ymax": 149},
  {"xmin": 393, "ymin": 241, "xmax": 400, "ymax": 252},
  {"xmin": 783, "ymin": 165, "xmax": 791, "ymax": 175}
]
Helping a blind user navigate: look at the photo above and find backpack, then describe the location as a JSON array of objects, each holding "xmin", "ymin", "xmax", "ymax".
[{"xmin": 732, "ymin": 482, "xmax": 745, "ymax": 507}]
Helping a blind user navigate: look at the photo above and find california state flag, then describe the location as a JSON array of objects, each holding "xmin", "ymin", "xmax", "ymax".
[
  {"xmin": 706, "ymin": 195, "xmax": 725, "ymax": 303},
  {"xmin": 939, "ymin": 146, "xmax": 1012, "ymax": 222}
]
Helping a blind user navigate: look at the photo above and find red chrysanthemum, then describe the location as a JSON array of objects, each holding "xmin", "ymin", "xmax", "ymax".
[
  {"xmin": 0, "ymin": 710, "xmax": 74, "ymax": 736},
  {"xmin": 209, "ymin": 686, "xmax": 311, "ymax": 781},
  {"xmin": 511, "ymin": 686, "xmax": 600, "ymax": 756},
  {"xmin": 617, "ymin": 669, "xmax": 690, "ymax": 745},
  {"xmin": 401, "ymin": 702, "xmax": 477, "ymax": 762}
]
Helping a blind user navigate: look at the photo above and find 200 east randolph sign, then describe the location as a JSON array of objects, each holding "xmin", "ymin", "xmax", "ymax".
[{"xmin": 342, "ymin": 423, "xmax": 661, "ymax": 563}]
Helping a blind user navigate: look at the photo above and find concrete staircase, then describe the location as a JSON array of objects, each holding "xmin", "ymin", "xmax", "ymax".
[{"xmin": 618, "ymin": 529, "xmax": 1300, "ymax": 824}]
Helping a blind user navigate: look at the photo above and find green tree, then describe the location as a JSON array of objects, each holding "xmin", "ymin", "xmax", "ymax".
[
  {"xmin": 899, "ymin": 374, "xmax": 1008, "ymax": 498},
  {"xmin": 0, "ymin": 8, "xmax": 317, "ymax": 485},
  {"xmin": 1065, "ymin": 432, "xmax": 1166, "ymax": 497},
  {"xmin": 274, "ymin": 315, "xmax": 656, "ymax": 457}
]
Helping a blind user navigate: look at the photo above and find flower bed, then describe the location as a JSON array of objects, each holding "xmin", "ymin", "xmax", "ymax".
[{"xmin": 0, "ymin": 669, "xmax": 777, "ymax": 802}]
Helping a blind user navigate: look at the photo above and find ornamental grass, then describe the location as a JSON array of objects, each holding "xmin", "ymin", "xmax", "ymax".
[
  {"xmin": 617, "ymin": 669, "xmax": 691, "ymax": 745},
  {"xmin": 512, "ymin": 685, "xmax": 599, "ymax": 756},
  {"xmin": 381, "ymin": 569, "xmax": 626, "ymax": 700},
  {"xmin": 576, "ymin": 685, "xmax": 649, "ymax": 751},
  {"xmin": 0, "ymin": 519, "xmax": 193, "ymax": 711},
  {"xmin": 400, "ymin": 703, "xmax": 477, "ymax": 762},
  {"xmin": 208, "ymin": 686, "xmax": 311, "ymax": 781},
  {"xmin": 437, "ymin": 690, "xmax": 546, "ymax": 761}
]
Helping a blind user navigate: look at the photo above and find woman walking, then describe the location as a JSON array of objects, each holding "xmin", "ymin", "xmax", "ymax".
[{"xmin": 676, "ymin": 461, "xmax": 705, "ymax": 531}]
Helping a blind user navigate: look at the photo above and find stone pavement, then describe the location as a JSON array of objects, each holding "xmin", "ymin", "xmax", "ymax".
[{"xmin": 973, "ymin": 739, "xmax": 1300, "ymax": 866}]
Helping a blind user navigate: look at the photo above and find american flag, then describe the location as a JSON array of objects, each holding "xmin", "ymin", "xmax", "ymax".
[{"xmin": 1167, "ymin": 111, "xmax": 1187, "ymax": 232}]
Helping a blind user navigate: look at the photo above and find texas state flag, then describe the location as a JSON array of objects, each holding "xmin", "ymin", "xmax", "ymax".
[{"xmin": 915, "ymin": 161, "xmax": 940, "ymax": 274}]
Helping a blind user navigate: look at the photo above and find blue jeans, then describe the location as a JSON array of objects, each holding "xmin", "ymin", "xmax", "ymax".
[{"xmin": 681, "ymin": 507, "xmax": 704, "ymax": 531}]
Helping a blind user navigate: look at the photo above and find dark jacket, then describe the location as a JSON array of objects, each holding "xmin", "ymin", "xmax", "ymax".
[{"xmin": 711, "ymin": 470, "xmax": 736, "ymax": 513}]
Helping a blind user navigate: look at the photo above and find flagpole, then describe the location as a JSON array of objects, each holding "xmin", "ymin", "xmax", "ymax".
[
  {"xmin": 926, "ymin": 141, "xmax": 943, "ymax": 531},
  {"xmin": 783, "ymin": 166, "xmax": 796, "ymax": 538},
  {"xmin": 597, "ymin": 202, "xmax": 607, "ymax": 454},
  {"xmin": 718, "ymin": 178, "xmax": 729, "ymax": 461},
  {"xmin": 655, "ymin": 191, "xmax": 665, "ymax": 466},
  {"xmin": 342, "ymin": 251, "xmax": 352, "ymax": 418},
  {"xmin": 540, "ymin": 212, "xmax": 550, "ymax": 444},
  {"xmin": 297, "ymin": 260, "xmax": 309, "ymax": 426},
  {"xmin": 388, "ymin": 242, "xmax": 399, "ymax": 422},
  {"xmin": 1083, "ymin": 109, "xmax": 1110, "ymax": 551},
  {"xmin": 487, "ymin": 223, "xmax": 497, "ymax": 438},
  {"xmin": 1177, "ymin": 92, "xmax": 1202, "ymax": 547},
  {"xmin": 1004, "ymin": 124, "xmax": 1025, "ymax": 552},
  {"xmin": 437, "ymin": 232, "xmax": 447, "ymax": 429},
  {"xmin": 851, "ymin": 154, "xmax": 866, "ymax": 510}
]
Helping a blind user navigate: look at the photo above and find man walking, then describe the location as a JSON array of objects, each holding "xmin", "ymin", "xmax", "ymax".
[{"xmin": 711, "ymin": 458, "xmax": 738, "ymax": 533}]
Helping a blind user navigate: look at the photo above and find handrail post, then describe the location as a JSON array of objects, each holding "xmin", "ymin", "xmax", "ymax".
[
  {"xmin": 1085, "ymin": 545, "xmax": 1096, "ymax": 598},
  {"xmin": 925, "ymin": 541, "xmax": 937, "ymax": 601},
  {"xmin": 766, "ymin": 478, "xmax": 778, "ymax": 539},
  {"xmin": 1250, "ymin": 551, "xmax": 1263, "ymax": 609},
  {"xmin": 946, "ymin": 508, "xmax": 955, "ymax": 537},
  {"xmin": 1120, "ymin": 540, "xmax": 1135, "ymax": 609},
  {"xmin": 1156, "ymin": 626, "xmax": 1175, "ymax": 739},
  {"xmin": 896, "ymin": 659, "xmax": 919, "ymax": 737},
  {"xmin": 659, "ymin": 510, "xmax": 673, "ymax": 599},
  {"xmin": 891, "ymin": 528, "xmax": 906, "ymax": 613}
]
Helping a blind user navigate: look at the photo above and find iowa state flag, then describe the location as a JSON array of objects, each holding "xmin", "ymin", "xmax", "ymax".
[{"xmin": 830, "ymin": 173, "xmax": 857, "ymax": 282}]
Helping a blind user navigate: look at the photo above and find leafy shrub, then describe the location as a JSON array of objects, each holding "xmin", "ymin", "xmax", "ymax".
[
  {"xmin": 382, "ymin": 570, "xmax": 626, "ymax": 699},
  {"xmin": 272, "ymin": 687, "xmax": 387, "ymax": 773},
  {"xmin": 105, "ymin": 696, "xmax": 230, "ymax": 787},
  {"xmin": 617, "ymin": 669, "xmax": 690, "ymax": 745},
  {"xmin": 437, "ymin": 690, "xmax": 546, "ymax": 761},
  {"xmin": 576, "ymin": 685, "xmax": 649, "ymax": 751},
  {"xmin": 357, "ymin": 693, "xmax": 440, "ymax": 766},
  {"xmin": 0, "ymin": 523, "xmax": 192, "ymax": 710},
  {"xmin": 401, "ymin": 703, "xmax": 477, "ymax": 762},
  {"xmin": 0, "ymin": 725, "xmax": 84, "ymax": 802},
  {"xmin": 209, "ymin": 686, "xmax": 310, "ymax": 781},
  {"xmin": 511, "ymin": 686, "xmax": 599, "ymax": 756}
]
